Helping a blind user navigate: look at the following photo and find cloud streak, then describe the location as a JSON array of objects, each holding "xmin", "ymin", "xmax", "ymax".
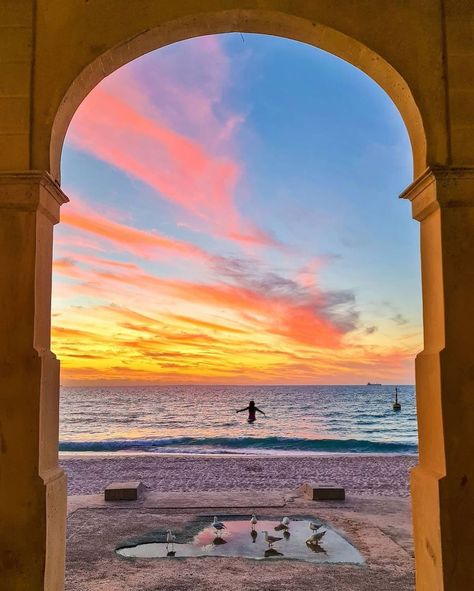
[
  {"xmin": 54, "ymin": 35, "xmax": 421, "ymax": 385},
  {"xmin": 54, "ymin": 252, "xmax": 356, "ymax": 349},
  {"xmin": 61, "ymin": 196, "xmax": 213, "ymax": 263},
  {"xmin": 67, "ymin": 38, "xmax": 274, "ymax": 247}
]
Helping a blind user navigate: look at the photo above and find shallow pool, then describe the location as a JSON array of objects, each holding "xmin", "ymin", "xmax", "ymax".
[{"xmin": 116, "ymin": 517, "xmax": 364, "ymax": 564}]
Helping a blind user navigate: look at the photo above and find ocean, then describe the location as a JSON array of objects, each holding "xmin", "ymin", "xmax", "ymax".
[{"xmin": 59, "ymin": 385, "xmax": 418, "ymax": 455}]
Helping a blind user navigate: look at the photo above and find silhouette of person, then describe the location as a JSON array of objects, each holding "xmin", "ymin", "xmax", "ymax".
[{"xmin": 236, "ymin": 400, "xmax": 266, "ymax": 422}]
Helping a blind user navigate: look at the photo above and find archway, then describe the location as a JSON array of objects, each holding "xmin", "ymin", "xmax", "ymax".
[
  {"xmin": 53, "ymin": 35, "xmax": 422, "ymax": 586},
  {"xmin": 48, "ymin": 10, "xmax": 427, "ymax": 182},
  {"xmin": 1, "ymin": 4, "xmax": 473, "ymax": 591},
  {"xmin": 49, "ymin": 18, "xmax": 428, "ymax": 589}
]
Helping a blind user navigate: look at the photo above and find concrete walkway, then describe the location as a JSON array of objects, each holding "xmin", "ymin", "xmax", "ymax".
[{"xmin": 66, "ymin": 489, "xmax": 414, "ymax": 591}]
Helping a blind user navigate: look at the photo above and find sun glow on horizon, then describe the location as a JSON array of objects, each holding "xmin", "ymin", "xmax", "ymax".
[{"xmin": 53, "ymin": 34, "xmax": 421, "ymax": 386}]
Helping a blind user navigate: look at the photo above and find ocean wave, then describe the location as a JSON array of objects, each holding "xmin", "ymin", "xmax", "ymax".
[{"xmin": 59, "ymin": 436, "xmax": 418, "ymax": 454}]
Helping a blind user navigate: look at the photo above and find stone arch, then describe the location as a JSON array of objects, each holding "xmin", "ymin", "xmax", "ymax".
[
  {"xmin": 3, "ymin": 3, "xmax": 474, "ymax": 590},
  {"xmin": 48, "ymin": 9, "xmax": 426, "ymax": 182}
]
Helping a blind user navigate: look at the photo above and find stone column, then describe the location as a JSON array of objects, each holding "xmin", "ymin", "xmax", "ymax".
[
  {"xmin": 401, "ymin": 167, "xmax": 474, "ymax": 591},
  {"xmin": 0, "ymin": 172, "xmax": 68, "ymax": 590}
]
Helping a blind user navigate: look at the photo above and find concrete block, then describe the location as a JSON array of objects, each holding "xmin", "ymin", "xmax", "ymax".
[
  {"xmin": 104, "ymin": 481, "xmax": 146, "ymax": 501},
  {"xmin": 303, "ymin": 483, "xmax": 345, "ymax": 501}
]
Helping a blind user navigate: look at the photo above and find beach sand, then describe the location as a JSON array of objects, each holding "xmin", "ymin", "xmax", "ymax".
[{"xmin": 61, "ymin": 453, "xmax": 417, "ymax": 497}]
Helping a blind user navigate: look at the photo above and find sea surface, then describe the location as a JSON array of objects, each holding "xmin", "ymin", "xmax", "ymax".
[{"xmin": 59, "ymin": 385, "xmax": 418, "ymax": 455}]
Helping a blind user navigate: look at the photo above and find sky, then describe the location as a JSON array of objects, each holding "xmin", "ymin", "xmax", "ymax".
[{"xmin": 52, "ymin": 33, "xmax": 422, "ymax": 386}]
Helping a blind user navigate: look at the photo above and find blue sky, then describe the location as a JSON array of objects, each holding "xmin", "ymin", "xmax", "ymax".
[{"xmin": 53, "ymin": 33, "xmax": 421, "ymax": 385}]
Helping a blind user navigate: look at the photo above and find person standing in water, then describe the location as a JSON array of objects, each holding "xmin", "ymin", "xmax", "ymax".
[{"xmin": 236, "ymin": 400, "xmax": 266, "ymax": 422}]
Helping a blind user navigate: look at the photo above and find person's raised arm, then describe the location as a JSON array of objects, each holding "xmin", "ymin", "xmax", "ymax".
[
  {"xmin": 236, "ymin": 406, "xmax": 249, "ymax": 413},
  {"xmin": 255, "ymin": 407, "xmax": 266, "ymax": 415}
]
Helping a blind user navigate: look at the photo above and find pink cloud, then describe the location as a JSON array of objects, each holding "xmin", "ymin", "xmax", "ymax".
[
  {"xmin": 54, "ymin": 233, "xmax": 106, "ymax": 253},
  {"xmin": 55, "ymin": 252, "xmax": 140, "ymax": 273},
  {"xmin": 61, "ymin": 196, "xmax": 213, "ymax": 263},
  {"xmin": 67, "ymin": 38, "xmax": 274, "ymax": 247},
  {"xmin": 112, "ymin": 36, "xmax": 244, "ymax": 153}
]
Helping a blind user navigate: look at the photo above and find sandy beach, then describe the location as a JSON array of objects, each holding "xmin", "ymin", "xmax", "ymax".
[{"xmin": 61, "ymin": 453, "xmax": 417, "ymax": 497}]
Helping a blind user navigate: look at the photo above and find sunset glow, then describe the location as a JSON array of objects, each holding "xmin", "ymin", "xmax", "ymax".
[{"xmin": 53, "ymin": 34, "xmax": 421, "ymax": 385}]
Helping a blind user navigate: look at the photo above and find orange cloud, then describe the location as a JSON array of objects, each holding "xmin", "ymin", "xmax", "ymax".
[
  {"xmin": 52, "ymin": 276, "xmax": 419, "ymax": 385},
  {"xmin": 169, "ymin": 314, "xmax": 247, "ymax": 335},
  {"xmin": 55, "ymin": 258, "xmax": 347, "ymax": 349},
  {"xmin": 61, "ymin": 196, "xmax": 212, "ymax": 262}
]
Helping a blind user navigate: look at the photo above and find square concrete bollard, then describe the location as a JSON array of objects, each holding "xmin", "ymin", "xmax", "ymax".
[
  {"xmin": 303, "ymin": 483, "xmax": 345, "ymax": 501},
  {"xmin": 104, "ymin": 481, "xmax": 146, "ymax": 501}
]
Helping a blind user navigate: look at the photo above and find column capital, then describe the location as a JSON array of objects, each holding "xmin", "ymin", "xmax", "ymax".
[
  {"xmin": 400, "ymin": 166, "xmax": 474, "ymax": 221},
  {"xmin": 0, "ymin": 170, "xmax": 69, "ymax": 224}
]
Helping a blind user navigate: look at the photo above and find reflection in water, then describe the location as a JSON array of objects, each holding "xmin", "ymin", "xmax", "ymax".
[
  {"xmin": 61, "ymin": 386, "xmax": 419, "ymax": 456},
  {"xmin": 306, "ymin": 542, "xmax": 327, "ymax": 554},
  {"xmin": 265, "ymin": 548, "xmax": 284, "ymax": 558},
  {"xmin": 116, "ymin": 518, "xmax": 364, "ymax": 565},
  {"xmin": 274, "ymin": 523, "xmax": 288, "ymax": 532}
]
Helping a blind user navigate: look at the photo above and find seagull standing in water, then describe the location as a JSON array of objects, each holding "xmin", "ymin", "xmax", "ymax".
[
  {"xmin": 306, "ymin": 530, "xmax": 326, "ymax": 545},
  {"xmin": 250, "ymin": 515, "xmax": 258, "ymax": 530},
  {"xmin": 166, "ymin": 530, "xmax": 176, "ymax": 550},
  {"xmin": 212, "ymin": 516, "xmax": 227, "ymax": 536},
  {"xmin": 262, "ymin": 531, "xmax": 283, "ymax": 548},
  {"xmin": 309, "ymin": 521, "xmax": 323, "ymax": 532}
]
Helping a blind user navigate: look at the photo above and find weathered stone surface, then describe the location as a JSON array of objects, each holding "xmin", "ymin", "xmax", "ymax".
[{"xmin": 104, "ymin": 481, "xmax": 146, "ymax": 501}]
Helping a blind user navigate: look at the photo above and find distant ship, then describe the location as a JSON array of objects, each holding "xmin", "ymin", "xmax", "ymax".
[{"xmin": 367, "ymin": 382, "xmax": 381, "ymax": 386}]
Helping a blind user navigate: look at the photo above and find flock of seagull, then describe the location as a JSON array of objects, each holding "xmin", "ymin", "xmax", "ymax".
[
  {"xmin": 255, "ymin": 515, "xmax": 327, "ymax": 549},
  {"xmin": 165, "ymin": 515, "xmax": 327, "ymax": 553}
]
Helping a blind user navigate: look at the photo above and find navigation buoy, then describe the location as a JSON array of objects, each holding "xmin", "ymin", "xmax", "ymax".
[{"xmin": 393, "ymin": 387, "xmax": 401, "ymax": 411}]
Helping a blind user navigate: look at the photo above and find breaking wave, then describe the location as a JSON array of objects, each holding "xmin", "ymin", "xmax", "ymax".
[{"xmin": 59, "ymin": 436, "xmax": 417, "ymax": 454}]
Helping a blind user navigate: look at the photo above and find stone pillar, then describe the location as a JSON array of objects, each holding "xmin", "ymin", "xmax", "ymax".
[
  {"xmin": 0, "ymin": 172, "xmax": 68, "ymax": 590},
  {"xmin": 401, "ymin": 167, "xmax": 474, "ymax": 591}
]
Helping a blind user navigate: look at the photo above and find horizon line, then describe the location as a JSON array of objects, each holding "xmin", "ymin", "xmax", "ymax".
[{"xmin": 60, "ymin": 382, "xmax": 415, "ymax": 387}]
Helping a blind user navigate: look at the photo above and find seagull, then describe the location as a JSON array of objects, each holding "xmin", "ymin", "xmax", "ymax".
[
  {"xmin": 250, "ymin": 514, "xmax": 258, "ymax": 530},
  {"xmin": 166, "ymin": 530, "xmax": 176, "ymax": 549},
  {"xmin": 212, "ymin": 516, "xmax": 226, "ymax": 535},
  {"xmin": 306, "ymin": 530, "xmax": 326, "ymax": 545},
  {"xmin": 262, "ymin": 530, "xmax": 283, "ymax": 548},
  {"xmin": 282, "ymin": 516, "xmax": 291, "ymax": 527},
  {"xmin": 309, "ymin": 521, "xmax": 323, "ymax": 532}
]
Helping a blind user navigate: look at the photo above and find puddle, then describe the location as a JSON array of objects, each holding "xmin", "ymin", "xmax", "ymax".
[{"xmin": 116, "ymin": 517, "xmax": 364, "ymax": 564}]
